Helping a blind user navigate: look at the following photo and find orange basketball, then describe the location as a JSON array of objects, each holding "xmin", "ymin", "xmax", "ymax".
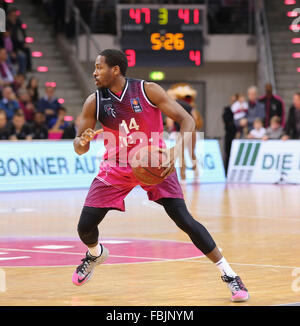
[{"xmin": 130, "ymin": 145, "xmax": 169, "ymax": 185}]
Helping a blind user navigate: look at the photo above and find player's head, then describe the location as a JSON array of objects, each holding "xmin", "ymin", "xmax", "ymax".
[{"xmin": 94, "ymin": 49, "xmax": 128, "ymax": 88}]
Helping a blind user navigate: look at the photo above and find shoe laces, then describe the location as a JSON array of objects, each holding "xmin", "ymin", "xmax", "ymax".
[
  {"xmin": 76, "ymin": 252, "xmax": 96, "ymax": 274},
  {"xmin": 221, "ymin": 275, "xmax": 247, "ymax": 292}
]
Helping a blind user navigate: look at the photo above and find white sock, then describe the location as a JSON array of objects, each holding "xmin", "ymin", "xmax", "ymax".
[
  {"xmin": 88, "ymin": 243, "xmax": 102, "ymax": 257},
  {"xmin": 215, "ymin": 257, "xmax": 237, "ymax": 277}
]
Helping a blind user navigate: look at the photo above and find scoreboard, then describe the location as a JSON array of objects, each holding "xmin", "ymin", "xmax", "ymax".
[{"xmin": 117, "ymin": 5, "xmax": 206, "ymax": 67}]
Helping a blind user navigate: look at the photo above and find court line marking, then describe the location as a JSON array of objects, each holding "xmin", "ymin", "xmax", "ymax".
[
  {"xmin": 143, "ymin": 199, "xmax": 300, "ymax": 222},
  {"xmin": 182, "ymin": 259, "xmax": 300, "ymax": 270},
  {"xmin": 0, "ymin": 256, "xmax": 30, "ymax": 261},
  {"xmin": 0, "ymin": 247, "xmax": 204, "ymax": 262},
  {"xmin": 0, "ymin": 256, "xmax": 207, "ymax": 268},
  {"xmin": 0, "ymin": 247, "xmax": 299, "ymax": 270},
  {"xmin": 194, "ymin": 211, "xmax": 300, "ymax": 222},
  {"xmin": 0, "ymin": 238, "xmax": 297, "ymax": 270},
  {"xmin": 0, "ymin": 236, "xmax": 197, "ymax": 245}
]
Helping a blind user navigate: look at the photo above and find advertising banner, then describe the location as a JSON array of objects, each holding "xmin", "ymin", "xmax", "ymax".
[
  {"xmin": 227, "ymin": 140, "xmax": 300, "ymax": 184},
  {"xmin": 0, "ymin": 139, "xmax": 225, "ymax": 191}
]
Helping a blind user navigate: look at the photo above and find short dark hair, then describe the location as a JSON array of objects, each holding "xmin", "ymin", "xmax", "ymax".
[
  {"xmin": 100, "ymin": 49, "xmax": 128, "ymax": 76},
  {"xmin": 13, "ymin": 111, "xmax": 24, "ymax": 119}
]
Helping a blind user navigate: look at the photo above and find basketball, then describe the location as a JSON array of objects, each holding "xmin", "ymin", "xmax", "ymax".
[{"xmin": 130, "ymin": 145, "xmax": 169, "ymax": 185}]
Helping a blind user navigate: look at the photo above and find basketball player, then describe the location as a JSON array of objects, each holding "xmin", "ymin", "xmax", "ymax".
[{"xmin": 72, "ymin": 49, "xmax": 249, "ymax": 302}]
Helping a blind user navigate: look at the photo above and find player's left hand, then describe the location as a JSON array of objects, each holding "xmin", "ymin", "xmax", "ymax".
[{"xmin": 158, "ymin": 147, "xmax": 177, "ymax": 178}]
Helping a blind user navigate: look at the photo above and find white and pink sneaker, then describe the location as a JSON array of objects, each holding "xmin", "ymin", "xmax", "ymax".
[
  {"xmin": 72, "ymin": 245, "xmax": 109, "ymax": 286},
  {"xmin": 221, "ymin": 275, "xmax": 249, "ymax": 302}
]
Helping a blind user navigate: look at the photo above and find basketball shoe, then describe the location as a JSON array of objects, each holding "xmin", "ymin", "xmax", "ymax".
[
  {"xmin": 221, "ymin": 275, "xmax": 249, "ymax": 302},
  {"xmin": 72, "ymin": 244, "xmax": 109, "ymax": 286}
]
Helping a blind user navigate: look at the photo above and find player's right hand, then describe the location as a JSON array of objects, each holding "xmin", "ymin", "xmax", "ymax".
[{"xmin": 79, "ymin": 128, "xmax": 103, "ymax": 146}]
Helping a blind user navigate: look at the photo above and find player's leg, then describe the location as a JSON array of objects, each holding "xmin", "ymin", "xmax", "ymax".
[
  {"xmin": 72, "ymin": 206, "xmax": 111, "ymax": 286},
  {"xmin": 156, "ymin": 197, "xmax": 249, "ymax": 302},
  {"xmin": 72, "ymin": 176, "xmax": 133, "ymax": 286}
]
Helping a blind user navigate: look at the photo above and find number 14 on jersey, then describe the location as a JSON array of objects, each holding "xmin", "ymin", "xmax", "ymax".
[{"xmin": 119, "ymin": 118, "xmax": 140, "ymax": 147}]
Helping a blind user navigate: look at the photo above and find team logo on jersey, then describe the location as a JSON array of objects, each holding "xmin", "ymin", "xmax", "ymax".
[
  {"xmin": 104, "ymin": 104, "xmax": 116, "ymax": 118},
  {"xmin": 130, "ymin": 97, "xmax": 143, "ymax": 113}
]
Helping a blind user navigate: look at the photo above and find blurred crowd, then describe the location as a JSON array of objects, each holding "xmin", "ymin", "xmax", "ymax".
[
  {"xmin": 0, "ymin": 6, "xmax": 79, "ymax": 142},
  {"xmin": 223, "ymin": 83, "xmax": 300, "ymax": 172}
]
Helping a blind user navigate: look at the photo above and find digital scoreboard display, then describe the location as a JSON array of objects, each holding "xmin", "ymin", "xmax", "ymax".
[{"xmin": 117, "ymin": 5, "xmax": 206, "ymax": 67}]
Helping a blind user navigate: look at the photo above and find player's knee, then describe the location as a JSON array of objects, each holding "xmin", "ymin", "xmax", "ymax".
[
  {"xmin": 162, "ymin": 199, "xmax": 195, "ymax": 230},
  {"xmin": 77, "ymin": 206, "xmax": 108, "ymax": 244}
]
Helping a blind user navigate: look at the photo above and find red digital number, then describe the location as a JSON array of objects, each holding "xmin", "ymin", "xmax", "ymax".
[
  {"xmin": 125, "ymin": 49, "xmax": 136, "ymax": 67},
  {"xmin": 178, "ymin": 9, "xmax": 190, "ymax": 24},
  {"xmin": 189, "ymin": 50, "xmax": 201, "ymax": 66},
  {"xmin": 178, "ymin": 9, "xmax": 200, "ymax": 24},
  {"xmin": 141, "ymin": 8, "xmax": 151, "ymax": 24},
  {"xmin": 129, "ymin": 8, "xmax": 141, "ymax": 24},
  {"xmin": 129, "ymin": 8, "xmax": 150, "ymax": 24},
  {"xmin": 193, "ymin": 9, "xmax": 200, "ymax": 24}
]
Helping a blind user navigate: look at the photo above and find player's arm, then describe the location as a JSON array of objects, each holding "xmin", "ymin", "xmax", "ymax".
[
  {"xmin": 144, "ymin": 82, "xmax": 195, "ymax": 177},
  {"xmin": 73, "ymin": 93, "xmax": 103, "ymax": 155}
]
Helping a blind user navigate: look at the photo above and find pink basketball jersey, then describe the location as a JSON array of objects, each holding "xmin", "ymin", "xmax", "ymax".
[{"xmin": 95, "ymin": 78, "xmax": 165, "ymax": 165}]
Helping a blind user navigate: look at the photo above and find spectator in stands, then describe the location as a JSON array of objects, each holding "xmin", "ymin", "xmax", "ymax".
[
  {"xmin": 18, "ymin": 89, "xmax": 35, "ymax": 122},
  {"xmin": 26, "ymin": 77, "xmax": 39, "ymax": 103},
  {"xmin": 231, "ymin": 93, "xmax": 248, "ymax": 137},
  {"xmin": 0, "ymin": 109, "xmax": 9, "ymax": 140},
  {"xmin": 0, "ymin": 26, "xmax": 27, "ymax": 75},
  {"xmin": 231, "ymin": 94, "xmax": 248, "ymax": 124},
  {"xmin": 0, "ymin": 86, "xmax": 20, "ymax": 120},
  {"xmin": 246, "ymin": 86, "xmax": 265, "ymax": 130},
  {"xmin": 0, "ymin": 48, "xmax": 15, "ymax": 89},
  {"xmin": 259, "ymin": 83, "xmax": 285, "ymax": 128},
  {"xmin": 7, "ymin": 111, "xmax": 32, "ymax": 140},
  {"xmin": 49, "ymin": 106, "xmax": 69, "ymax": 131},
  {"xmin": 223, "ymin": 94, "xmax": 238, "ymax": 174},
  {"xmin": 13, "ymin": 73, "xmax": 26, "ymax": 93},
  {"xmin": 62, "ymin": 113, "xmax": 81, "ymax": 139},
  {"xmin": 165, "ymin": 83, "xmax": 201, "ymax": 180},
  {"xmin": 247, "ymin": 118, "xmax": 266, "ymax": 139},
  {"xmin": 282, "ymin": 93, "xmax": 300, "ymax": 140},
  {"xmin": 262, "ymin": 116, "xmax": 284, "ymax": 140},
  {"xmin": 6, "ymin": 7, "xmax": 32, "ymax": 72},
  {"xmin": 30, "ymin": 111, "xmax": 48, "ymax": 140},
  {"xmin": 36, "ymin": 86, "xmax": 61, "ymax": 128}
]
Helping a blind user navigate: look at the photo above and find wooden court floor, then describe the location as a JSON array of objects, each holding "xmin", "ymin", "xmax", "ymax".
[{"xmin": 0, "ymin": 183, "xmax": 300, "ymax": 306}]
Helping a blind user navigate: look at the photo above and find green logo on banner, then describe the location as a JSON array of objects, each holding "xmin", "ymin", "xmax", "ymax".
[
  {"xmin": 234, "ymin": 142, "xmax": 261, "ymax": 166},
  {"xmin": 229, "ymin": 142, "xmax": 261, "ymax": 182}
]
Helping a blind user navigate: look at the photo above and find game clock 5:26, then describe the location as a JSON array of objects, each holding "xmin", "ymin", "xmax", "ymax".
[{"xmin": 117, "ymin": 5, "xmax": 206, "ymax": 67}]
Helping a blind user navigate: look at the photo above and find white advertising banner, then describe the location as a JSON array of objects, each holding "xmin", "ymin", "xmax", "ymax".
[
  {"xmin": 227, "ymin": 140, "xmax": 300, "ymax": 184},
  {"xmin": 0, "ymin": 139, "xmax": 225, "ymax": 191}
]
